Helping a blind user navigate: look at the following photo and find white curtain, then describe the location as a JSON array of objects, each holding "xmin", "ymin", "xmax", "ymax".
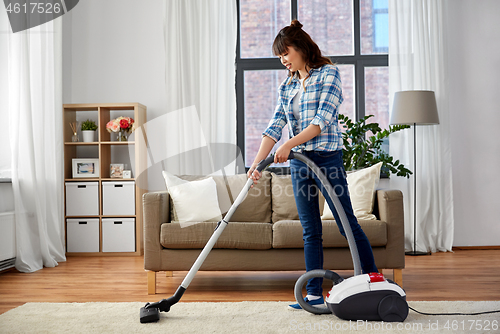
[
  {"xmin": 162, "ymin": 0, "xmax": 239, "ymax": 175},
  {"xmin": 388, "ymin": 0, "xmax": 454, "ymax": 252},
  {"xmin": 8, "ymin": 19, "xmax": 66, "ymax": 272},
  {"xmin": 1, "ymin": 8, "xmax": 11, "ymax": 178}
]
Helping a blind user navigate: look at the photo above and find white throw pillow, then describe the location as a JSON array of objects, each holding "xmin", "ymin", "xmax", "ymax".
[
  {"xmin": 321, "ymin": 162, "xmax": 383, "ymax": 221},
  {"xmin": 162, "ymin": 171, "xmax": 222, "ymax": 226}
]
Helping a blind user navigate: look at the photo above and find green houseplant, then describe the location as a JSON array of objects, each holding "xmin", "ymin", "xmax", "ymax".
[
  {"xmin": 81, "ymin": 119, "xmax": 98, "ymax": 142},
  {"xmin": 81, "ymin": 119, "xmax": 98, "ymax": 131},
  {"xmin": 339, "ymin": 114, "xmax": 412, "ymax": 178}
]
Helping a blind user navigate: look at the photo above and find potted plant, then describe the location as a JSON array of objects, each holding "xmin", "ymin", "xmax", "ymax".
[
  {"xmin": 339, "ymin": 114, "xmax": 412, "ymax": 178},
  {"xmin": 81, "ymin": 119, "xmax": 98, "ymax": 143}
]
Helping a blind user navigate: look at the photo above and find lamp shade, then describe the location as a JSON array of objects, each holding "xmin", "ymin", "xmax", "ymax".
[{"xmin": 390, "ymin": 90, "xmax": 439, "ymax": 125}]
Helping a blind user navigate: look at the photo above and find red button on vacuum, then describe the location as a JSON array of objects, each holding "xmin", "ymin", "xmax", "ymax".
[{"xmin": 369, "ymin": 272, "xmax": 385, "ymax": 283}]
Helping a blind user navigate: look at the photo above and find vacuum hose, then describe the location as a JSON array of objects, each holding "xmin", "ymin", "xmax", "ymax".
[
  {"xmin": 294, "ymin": 270, "xmax": 344, "ymax": 314},
  {"xmin": 257, "ymin": 152, "xmax": 363, "ymax": 315},
  {"xmin": 257, "ymin": 152, "xmax": 362, "ymax": 275}
]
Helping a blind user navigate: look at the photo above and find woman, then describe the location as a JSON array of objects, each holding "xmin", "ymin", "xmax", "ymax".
[{"xmin": 247, "ymin": 20, "xmax": 378, "ymax": 309}]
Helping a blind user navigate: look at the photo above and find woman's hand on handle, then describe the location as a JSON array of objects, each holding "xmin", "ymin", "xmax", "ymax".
[
  {"xmin": 273, "ymin": 124, "xmax": 320, "ymax": 164},
  {"xmin": 247, "ymin": 162, "xmax": 262, "ymax": 184},
  {"xmin": 248, "ymin": 125, "xmax": 320, "ymax": 180},
  {"xmin": 274, "ymin": 143, "xmax": 292, "ymax": 164},
  {"xmin": 248, "ymin": 136, "xmax": 276, "ymax": 186}
]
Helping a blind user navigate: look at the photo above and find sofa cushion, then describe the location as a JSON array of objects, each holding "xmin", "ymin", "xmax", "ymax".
[
  {"xmin": 161, "ymin": 222, "xmax": 272, "ymax": 249},
  {"xmin": 272, "ymin": 220, "xmax": 387, "ymax": 248},
  {"xmin": 162, "ymin": 171, "xmax": 222, "ymax": 224},
  {"xmin": 271, "ymin": 174, "xmax": 326, "ymax": 223},
  {"xmin": 169, "ymin": 171, "xmax": 272, "ymax": 223},
  {"xmin": 225, "ymin": 171, "xmax": 272, "ymax": 223},
  {"xmin": 322, "ymin": 163, "xmax": 382, "ymax": 221}
]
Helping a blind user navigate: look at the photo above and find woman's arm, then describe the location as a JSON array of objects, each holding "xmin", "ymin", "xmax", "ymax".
[
  {"xmin": 310, "ymin": 66, "xmax": 343, "ymax": 131},
  {"xmin": 274, "ymin": 124, "xmax": 321, "ymax": 163}
]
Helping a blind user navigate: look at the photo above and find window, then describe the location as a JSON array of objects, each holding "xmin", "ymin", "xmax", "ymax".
[
  {"xmin": 361, "ymin": 0, "xmax": 389, "ymax": 54},
  {"xmin": 236, "ymin": 0, "xmax": 389, "ymax": 170},
  {"xmin": 298, "ymin": 0, "xmax": 354, "ymax": 56},
  {"xmin": 243, "ymin": 70, "xmax": 289, "ymax": 164},
  {"xmin": 239, "ymin": 0, "xmax": 290, "ymax": 59}
]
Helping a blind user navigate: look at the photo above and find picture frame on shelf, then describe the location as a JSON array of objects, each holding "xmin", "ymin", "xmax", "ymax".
[
  {"xmin": 72, "ymin": 158, "xmax": 100, "ymax": 178},
  {"xmin": 110, "ymin": 163, "xmax": 124, "ymax": 178}
]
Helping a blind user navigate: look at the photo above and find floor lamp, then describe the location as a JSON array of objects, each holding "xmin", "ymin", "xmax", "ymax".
[{"xmin": 390, "ymin": 91, "xmax": 439, "ymax": 256}]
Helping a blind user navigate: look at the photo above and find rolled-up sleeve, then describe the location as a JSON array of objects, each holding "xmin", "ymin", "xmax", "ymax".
[
  {"xmin": 310, "ymin": 67, "xmax": 343, "ymax": 131},
  {"xmin": 262, "ymin": 99, "xmax": 287, "ymax": 143}
]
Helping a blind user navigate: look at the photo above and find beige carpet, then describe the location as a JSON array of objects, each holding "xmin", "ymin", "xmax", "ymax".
[{"xmin": 1, "ymin": 301, "xmax": 499, "ymax": 333}]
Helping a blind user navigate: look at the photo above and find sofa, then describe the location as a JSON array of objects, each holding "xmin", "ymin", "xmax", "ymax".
[{"xmin": 143, "ymin": 171, "xmax": 405, "ymax": 295}]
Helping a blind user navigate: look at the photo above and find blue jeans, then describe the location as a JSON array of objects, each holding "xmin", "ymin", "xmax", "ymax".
[{"xmin": 290, "ymin": 150, "xmax": 378, "ymax": 296}]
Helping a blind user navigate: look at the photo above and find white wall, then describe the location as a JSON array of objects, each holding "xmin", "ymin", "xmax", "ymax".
[
  {"xmin": 447, "ymin": 0, "xmax": 500, "ymax": 246},
  {"xmin": 1, "ymin": 11, "xmax": 15, "ymax": 265},
  {"xmin": 0, "ymin": 6, "xmax": 12, "ymax": 178},
  {"xmin": 63, "ymin": 0, "xmax": 165, "ymax": 108},
  {"xmin": 62, "ymin": 1, "xmax": 500, "ymax": 246},
  {"xmin": 1, "ymin": 8, "xmax": 14, "ymax": 213},
  {"xmin": 63, "ymin": 0, "xmax": 167, "ymax": 190}
]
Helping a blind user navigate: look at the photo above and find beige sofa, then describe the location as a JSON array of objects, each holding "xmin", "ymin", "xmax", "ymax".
[{"xmin": 143, "ymin": 171, "xmax": 405, "ymax": 294}]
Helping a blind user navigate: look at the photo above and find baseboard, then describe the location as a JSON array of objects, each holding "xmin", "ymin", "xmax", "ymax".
[
  {"xmin": 452, "ymin": 246, "xmax": 500, "ymax": 250},
  {"xmin": 0, "ymin": 267, "xmax": 16, "ymax": 274}
]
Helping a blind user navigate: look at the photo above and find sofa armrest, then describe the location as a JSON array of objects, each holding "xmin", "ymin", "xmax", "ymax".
[
  {"xmin": 143, "ymin": 191, "xmax": 170, "ymax": 271},
  {"xmin": 376, "ymin": 189, "xmax": 405, "ymax": 269}
]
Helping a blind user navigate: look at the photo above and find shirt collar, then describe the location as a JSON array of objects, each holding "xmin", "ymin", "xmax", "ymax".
[{"xmin": 290, "ymin": 67, "xmax": 319, "ymax": 82}]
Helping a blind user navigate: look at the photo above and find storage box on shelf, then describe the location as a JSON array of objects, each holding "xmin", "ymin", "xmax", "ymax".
[
  {"xmin": 66, "ymin": 219, "xmax": 100, "ymax": 253},
  {"xmin": 102, "ymin": 218, "xmax": 136, "ymax": 252},
  {"xmin": 63, "ymin": 103, "xmax": 147, "ymax": 256},
  {"xmin": 65, "ymin": 182, "xmax": 99, "ymax": 216},
  {"xmin": 102, "ymin": 181, "xmax": 136, "ymax": 216}
]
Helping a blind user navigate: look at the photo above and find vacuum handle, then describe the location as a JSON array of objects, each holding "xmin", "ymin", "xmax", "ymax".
[{"xmin": 255, "ymin": 151, "xmax": 295, "ymax": 173}]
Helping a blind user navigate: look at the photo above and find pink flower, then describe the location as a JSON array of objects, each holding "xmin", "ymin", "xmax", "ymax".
[{"xmin": 106, "ymin": 120, "xmax": 119, "ymax": 133}]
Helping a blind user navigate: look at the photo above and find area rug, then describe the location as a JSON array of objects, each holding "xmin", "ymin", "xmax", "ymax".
[{"xmin": 1, "ymin": 301, "xmax": 499, "ymax": 333}]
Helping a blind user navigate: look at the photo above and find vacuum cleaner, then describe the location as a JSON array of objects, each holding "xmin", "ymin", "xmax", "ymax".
[{"xmin": 140, "ymin": 152, "xmax": 408, "ymax": 323}]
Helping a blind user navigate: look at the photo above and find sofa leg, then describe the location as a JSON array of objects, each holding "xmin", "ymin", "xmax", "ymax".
[
  {"xmin": 165, "ymin": 271, "xmax": 173, "ymax": 277},
  {"xmin": 393, "ymin": 269, "xmax": 403, "ymax": 288},
  {"xmin": 147, "ymin": 271, "xmax": 156, "ymax": 295}
]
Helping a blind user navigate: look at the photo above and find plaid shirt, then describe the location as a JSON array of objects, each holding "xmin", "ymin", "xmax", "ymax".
[{"xmin": 262, "ymin": 64, "xmax": 344, "ymax": 152}]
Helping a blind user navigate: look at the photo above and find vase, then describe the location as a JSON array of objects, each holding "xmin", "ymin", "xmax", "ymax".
[
  {"xmin": 117, "ymin": 129, "xmax": 129, "ymax": 142},
  {"xmin": 82, "ymin": 130, "xmax": 95, "ymax": 143},
  {"xmin": 71, "ymin": 132, "xmax": 79, "ymax": 142}
]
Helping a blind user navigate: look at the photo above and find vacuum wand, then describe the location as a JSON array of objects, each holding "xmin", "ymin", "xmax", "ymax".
[
  {"xmin": 140, "ymin": 151, "xmax": 361, "ymax": 323},
  {"xmin": 140, "ymin": 154, "xmax": 281, "ymax": 323}
]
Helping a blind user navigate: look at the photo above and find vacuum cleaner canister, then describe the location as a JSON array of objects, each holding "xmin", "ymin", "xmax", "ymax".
[{"xmin": 325, "ymin": 272, "xmax": 408, "ymax": 322}]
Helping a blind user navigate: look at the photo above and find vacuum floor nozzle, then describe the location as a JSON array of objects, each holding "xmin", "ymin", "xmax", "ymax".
[{"xmin": 140, "ymin": 306, "xmax": 160, "ymax": 323}]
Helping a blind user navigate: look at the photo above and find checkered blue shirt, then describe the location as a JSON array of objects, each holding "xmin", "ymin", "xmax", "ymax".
[{"xmin": 262, "ymin": 64, "xmax": 344, "ymax": 152}]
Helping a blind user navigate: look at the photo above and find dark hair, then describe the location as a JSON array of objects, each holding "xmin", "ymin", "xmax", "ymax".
[{"xmin": 272, "ymin": 20, "xmax": 332, "ymax": 77}]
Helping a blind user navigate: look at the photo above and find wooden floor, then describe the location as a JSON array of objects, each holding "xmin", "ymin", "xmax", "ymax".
[{"xmin": 1, "ymin": 249, "xmax": 499, "ymax": 315}]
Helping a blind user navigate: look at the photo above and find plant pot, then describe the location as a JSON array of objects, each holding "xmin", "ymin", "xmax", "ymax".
[{"xmin": 82, "ymin": 130, "xmax": 95, "ymax": 143}]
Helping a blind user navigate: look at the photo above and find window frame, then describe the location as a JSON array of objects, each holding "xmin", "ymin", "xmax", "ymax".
[{"xmin": 236, "ymin": 0, "xmax": 388, "ymax": 173}]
